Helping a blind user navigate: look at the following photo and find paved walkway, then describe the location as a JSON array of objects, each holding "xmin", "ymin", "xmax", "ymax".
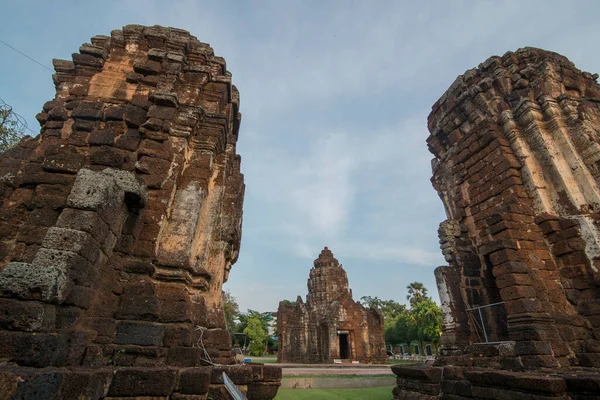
[
  {"xmin": 246, "ymin": 358, "xmax": 398, "ymax": 376},
  {"xmin": 282, "ymin": 366, "xmax": 394, "ymax": 376}
]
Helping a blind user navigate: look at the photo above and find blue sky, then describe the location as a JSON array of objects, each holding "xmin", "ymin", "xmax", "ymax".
[{"xmin": 2, "ymin": 1, "xmax": 600, "ymax": 313}]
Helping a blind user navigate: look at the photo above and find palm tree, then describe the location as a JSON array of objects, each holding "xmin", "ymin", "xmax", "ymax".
[{"xmin": 406, "ymin": 282, "xmax": 428, "ymax": 306}]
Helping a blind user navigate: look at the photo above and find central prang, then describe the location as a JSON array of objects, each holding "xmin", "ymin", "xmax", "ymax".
[{"xmin": 277, "ymin": 247, "xmax": 387, "ymax": 364}]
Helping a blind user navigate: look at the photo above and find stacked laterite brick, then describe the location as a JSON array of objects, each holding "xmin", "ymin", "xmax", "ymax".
[
  {"xmin": 277, "ymin": 247, "xmax": 386, "ymax": 364},
  {"xmin": 0, "ymin": 25, "xmax": 280, "ymax": 399},
  {"xmin": 393, "ymin": 364, "xmax": 600, "ymax": 400},
  {"xmin": 394, "ymin": 48, "xmax": 600, "ymax": 398}
]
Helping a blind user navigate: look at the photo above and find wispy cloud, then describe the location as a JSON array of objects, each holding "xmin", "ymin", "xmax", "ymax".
[
  {"xmin": 289, "ymin": 133, "xmax": 356, "ymax": 234},
  {"xmin": 239, "ymin": 114, "xmax": 444, "ymax": 268},
  {"xmin": 339, "ymin": 242, "xmax": 443, "ymax": 267}
]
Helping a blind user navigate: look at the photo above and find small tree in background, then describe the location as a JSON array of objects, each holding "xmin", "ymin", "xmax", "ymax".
[
  {"xmin": 243, "ymin": 316, "xmax": 267, "ymax": 356},
  {"xmin": 407, "ymin": 289, "xmax": 443, "ymax": 354},
  {"xmin": 363, "ymin": 282, "xmax": 443, "ymax": 355},
  {"xmin": 0, "ymin": 98, "xmax": 27, "ymax": 152},
  {"xmin": 360, "ymin": 296, "xmax": 407, "ymax": 326},
  {"xmin": 223, "ymin": 290, "xmax": 239, "ymax": 333},
  {"xmin": 406, "ymin": 282, "xmax": 428, "ymax": 307},
  {"xmin": 236, "ymin": 309, "xmax": 270, "ymax": 333}
]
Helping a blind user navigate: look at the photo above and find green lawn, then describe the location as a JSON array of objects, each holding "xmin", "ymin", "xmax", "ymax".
[
  {"xmin": 259, "ymin": 358, "xmax": 279, "ymax": 364},
  {"xmin": 388, "ymin": 359, "xmax": 419, "ymax": 365},
  {"xmin": 246, "ymin": 355, "xmax": 278, "ymax": 364},
  {"xmin": 274, "ymin": 386, "xmax": 394, "ymax": 399}
]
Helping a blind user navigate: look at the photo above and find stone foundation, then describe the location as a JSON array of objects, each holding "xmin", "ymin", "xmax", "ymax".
[
  {"xmin": 0, "ymin": 364, "xmax": 281, "ymax": 400},
  {"xmin": 392, "ymin": 364, "xmax": 600, "ymax": 400}
]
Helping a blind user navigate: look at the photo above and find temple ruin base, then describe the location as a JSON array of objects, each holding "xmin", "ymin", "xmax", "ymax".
[
  {"xmin": 392, "ymin": 363, "xmax": 600, "ymax": 400},
  {"xmin": 0, "ymin": 364, "xmax": 281, "ymax": 399}
]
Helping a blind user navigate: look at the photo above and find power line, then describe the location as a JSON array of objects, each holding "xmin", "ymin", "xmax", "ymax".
[{"xmin": 0, "ymin": 39, "xmax": 53, "ymax": 72}]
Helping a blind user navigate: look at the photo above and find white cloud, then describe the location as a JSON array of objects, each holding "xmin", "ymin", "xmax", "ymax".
[
  {"xmin": 289, "ymin": 133, "xmax": 356, "ymax": 234},
  {"xmin": 339, "ymin": 242, "xmax": 443, "ymax": 267},
  {"xmin": 238, "ymin": 113, "xmax": 445, "ymax": 269}
]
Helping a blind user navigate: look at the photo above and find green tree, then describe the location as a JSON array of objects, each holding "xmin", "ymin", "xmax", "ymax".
[
  {"xmin": 237, "ymin": 309, "xmax": 271, "ymax": 333},
  {"xmin": 236, "ymin": 310, "xmax": 278, "ymax": 353},
  {"xmin": 361, "ymin": 296, "xmax": 413, "ymax": 348},
  {"xmin": 385, "ymin": 314, "xmax": 409, "ymax": 345},
  {"xmin": 0, "ymin": 98, "xmax": 26, "ymax": 152},
  {"xmin": 243, "ymin": 316, "xmax": 267, "ymax": 356},
  {"xmin": 406, "ymin": 282, "xmax": 428, "ymax": 307},
  {"xmin": 360, "ymin": 296, "xmax": 407, "ymax": 326},
  {"xmin": 407, "ymin": 297, "xmax": 443, "ymax": 354},
  {"xmin": 223, "ymin": 290, "xmax": 239, "ymax": 333}
]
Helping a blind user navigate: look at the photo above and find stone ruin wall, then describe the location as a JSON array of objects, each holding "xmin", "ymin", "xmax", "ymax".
[
  {"xmin": 0, "ymin": 25, "xmax": 280, "ymax": 399},
  {"xmin": 393, "ymin": 48, "xmax": 600, "ymax": 400},
  {"xmin": 429, "ymin": 48, "xmax": 600, "ymax": 368},
  {"xmin": 277, "ymin": 247, "xmax": 386, "ymax": 364}
]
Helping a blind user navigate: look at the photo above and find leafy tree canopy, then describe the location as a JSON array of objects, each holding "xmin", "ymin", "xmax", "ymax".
[
  {"xmin": 360, "ymin": 296, "xmax": 407, "ymax": 328},
  {"xmin": 243, "ymin": 316, "xmax": 268, "ymax": 356},
  {"xmin": 363, "ymin": 282, "xmax": 442, "ymax": 353},
  {"xmin": 406, "ymin": 281, "xmax": 428, "ymax": 307},
  {"xmin": 0, "ymin": 98, "xmax": 27, "ymax": 152},
  {"xmin": 223, "ymin": 290, "xmax": 239, "ymax": 333}
]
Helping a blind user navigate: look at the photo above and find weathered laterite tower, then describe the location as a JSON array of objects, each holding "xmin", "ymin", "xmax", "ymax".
[
  {"xmin": 0, "ymin": 25, "xmax": 280, "ymax": 399},
  {"xmin": 393, "ymin": 48, "xmax": 600, "ymax": 399}
]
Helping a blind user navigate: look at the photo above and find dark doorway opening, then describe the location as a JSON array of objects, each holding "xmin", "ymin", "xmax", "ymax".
[
  {"xmin": 339, "ymin": 333, "xmax": 349, "ymax": 359},
  {"xmin": 480, "ymin": 255, "xmax": 509, "ymax": 342}
]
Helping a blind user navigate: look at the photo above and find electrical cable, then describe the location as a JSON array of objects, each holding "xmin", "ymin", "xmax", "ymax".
[
  {"xmin": 194, "ymin": 325, "xmax": 245, "ymax": 366},
  {"xmin": 0, "ymin": 39, "xmax": 54, "ymax": 72}
]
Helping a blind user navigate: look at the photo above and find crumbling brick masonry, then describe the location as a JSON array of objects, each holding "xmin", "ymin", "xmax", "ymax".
[
  {"xmin": 393, "ymin": 48, "xmax": 600, "ymax": 399},
  {"xmin": 0, "ymin": 25, "xmax": 280, "ymax": 399}
]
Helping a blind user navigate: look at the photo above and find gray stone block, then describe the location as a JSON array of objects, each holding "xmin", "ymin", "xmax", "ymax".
[
  {"xmin": 42, "ymin": 227, "xmax": 100, "ymax": 264},
  {"xmin": 0, "ymin": 298, "xmax": 56, "ymax": 332},
  {"xmin": 66, "ymin": 168, "xmax": 123, "ymax": 211},
  {"xmin": 100, "ymin": 168, "xmax": 147, "ymax": 207},
  {"xmin": 0, "ymin": 262, "xmax": 69, "ymax": 302},
  {"xmin": 116, "ymin": 321, "xmax": 165, "ymax": 346},
  {"xmin": 33, "ymin": 248, "xmax": 94, "ymax": 288},
  {"xmin": 56, "ymin": 208, "xmax": 110, "ymax": 244}
]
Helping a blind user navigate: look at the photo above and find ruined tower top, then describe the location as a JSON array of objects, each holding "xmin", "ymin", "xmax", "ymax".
[
  {"xmin": 426, "ymin": 47, "xmax": 600, "ymax": 161},
  {"xmin": 313, "ymin": 246, "xmax": 341, "ymax": 268},
  {"xmin": 307, "ymin": 247, "xmax": 350, "ymax": 311}
]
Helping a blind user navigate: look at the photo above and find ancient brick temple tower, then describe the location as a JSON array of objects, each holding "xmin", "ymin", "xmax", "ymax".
[
  {"xmin": 393, "ymin": 48, "xmax": 600, "ymax": 399},
  {"xmin": 0, "ymin": 25, "xmax": 280, "ymax": 399},
  {"xmin": 277, "ymin": 247, "xmax": 386, "ymax": 364}
]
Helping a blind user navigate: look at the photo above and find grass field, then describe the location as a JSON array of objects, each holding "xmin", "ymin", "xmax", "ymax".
[
  {"xmin": 274, "ymin": 386, "xmax": 394, "ymax": 399},
  {"xmin": 248, "ymin": 355, "xmax": 279, "ymax": 363},
  {"xmin": 388, "ymin": 359, "xmax": 419, "ymax": 365}
]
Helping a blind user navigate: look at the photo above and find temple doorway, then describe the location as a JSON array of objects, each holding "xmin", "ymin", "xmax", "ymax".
[{"xmin": 338, "ymin": 333, "xmax": 350, "ymax": 359}]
